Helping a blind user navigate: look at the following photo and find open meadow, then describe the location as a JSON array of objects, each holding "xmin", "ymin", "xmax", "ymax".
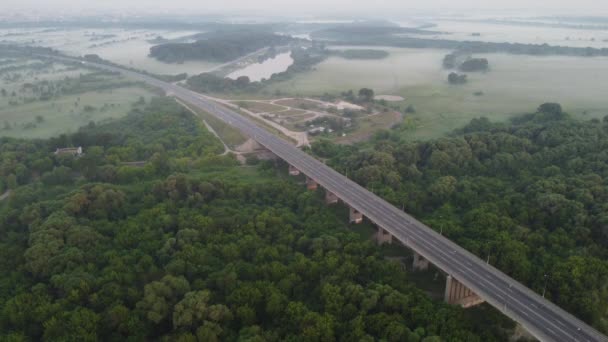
[
  {"xmin": 265, "ymin": 47, "xmax": 449, "ymax": 95},
  {"xmin": 0, "ymin": 58, "xmax": 156, "ymax": 139},
  {"xmin": 266, "ymin": 47, "xmax": 608, "ymax": 140}
]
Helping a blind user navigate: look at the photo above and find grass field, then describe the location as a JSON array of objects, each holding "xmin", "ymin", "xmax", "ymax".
[
  {"xmin": 274, "ymin": 98, "xmax": 323, "ymax": 110},
  {"xmin": 394, "ymin": 54, "xmax": 608, "ymax": 140},
  {"xmin": 276, "ymin": 109, "xmax": 307, "ymax": 117},
  {"xmin": 335, "ymin": 111, "xmax": 401, "ymax": 143},
  {"xmin": 189, "ymin": 164, "xmax": 273, "ymax": 184},
  {"xmin": 282, "ymin": 114, "xmax": 316, "ymax": 131},
  {"xmin": 0, "ymin": 58, "xmax": 157, "ymax": 139},
  {"xmin": 264, "ymin": 47, "xmax": 608, "ymax": 140},
  {"xmin": 0, "ymin": 87, "xmax": 153, "ymax": 139},
  {"xmin": 265, "ymin": 47, "xmax": 448, "ymax": 96},
  {"xmin": 236, "ymin": 101, "xmax": 285, "ymax": 113},
  {"xmin": 180, "ymin": 100, "xmax": 248, "ymax": 148}
]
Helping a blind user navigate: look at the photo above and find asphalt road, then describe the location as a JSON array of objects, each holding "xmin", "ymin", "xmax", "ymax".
[{"xmin": 56, "ymin": 56, "xmax": 608, "ymax": 342}]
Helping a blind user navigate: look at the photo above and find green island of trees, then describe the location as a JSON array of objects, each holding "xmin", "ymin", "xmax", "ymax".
[
  {"xmin": 148, "ymin": 31, "xmax": 294, "ymax": 63},
  {"xmin": 443, "ymin": 53, "xmax": 489, "ymax": 72},
  {"xmin": 442, "ymin": 53, "xmax": 458, "ymax": 69},
  {"xmin": 448, "ymin": 72, "xmax": 468, "ymax": 85},
  {"xmin": 459, "ymin": 58, "xmax": 489, "ymax": 72},
  {"xmin": 0, "ymin": 96, "xmax": 515, "ymax": 341},
  {"xmin": 313, "ymin": 103, "xmax": 608, "ymax": 335}
]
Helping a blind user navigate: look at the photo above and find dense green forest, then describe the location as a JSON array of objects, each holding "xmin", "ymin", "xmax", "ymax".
[
  {"xmin": 149, "ymin": 31, "xmax": 293, "ymax": 63},
  {"xmin": 313, "ymin": 104, "xmax": 608, "ymax": 334},
  {"xmin": 0, "ymin": 97, "xmax": 511, "ymax": 341}
]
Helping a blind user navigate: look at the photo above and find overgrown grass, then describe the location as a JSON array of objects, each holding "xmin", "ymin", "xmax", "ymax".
[
  {"xmin": 0, "ymin": 87, "xmax": 154, "ymax": 139},
  {"xmin": 0, "ymin": 59, "xmax": 156, "ymax": 139},
  {"xmin": 188, "ymin": 164, "xmax": 272, "ymax": 183},
  {"xmin": 236, "ymin": 101, "xmax": 285, "ymax": 113},
  {"xmin": 263, "ymin": 48, "xmax": 608, "ymax": 141},
  {"xmin": 335, "ymin": 111, "xmax": 402, "ymax": 144},
  {"xmin": 231, "ymin": 106, "xmax": 299, "ymax": 145},
  {"xmin": 176, "ymin": 99, "xmax": 248, "ymax": 148}
]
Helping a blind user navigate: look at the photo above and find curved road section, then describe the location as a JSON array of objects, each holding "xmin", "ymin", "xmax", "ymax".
[{"xmin": 53, "ymin": 55, "xmax": 608, "ymax": 342}]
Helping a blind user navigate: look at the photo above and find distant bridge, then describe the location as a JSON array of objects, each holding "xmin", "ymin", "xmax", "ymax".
[{"xmin": 48, "ymin": 54, "xmax": 608, "ymax": 342}]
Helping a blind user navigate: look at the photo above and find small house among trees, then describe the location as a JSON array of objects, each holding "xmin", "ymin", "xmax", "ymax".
[{"xmin": 54, "ymin": 146, "xmax": 83, "ymax": 157}]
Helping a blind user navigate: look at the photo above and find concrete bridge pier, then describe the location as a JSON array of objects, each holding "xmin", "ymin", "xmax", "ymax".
[
  {"xmin": 325, "ymin": 191, "xmax": 339, "ymax": 205},
  {"xmin": 349, "ymin": 207, "xmax": 363, "ymax": 224},
  {"xmin": 306, "ymin": 177, "xmax": 318, "ymax": 191},
  {"xmin": 412, "ymin": 252, "xmax": 430, "ymax": 271},
  {"xmin": 288, "ymin": 165, "xmax": 300, "ymax": 176},
  {"xmin": 375, "ymin": 226, "xmax": 393, "ymax": 245},
  {"xmin": 248, "ymin": 139, "xmax": 265, "ymax": 151},
  {"xmin": 444, "ymin": 275, "xmax": 485, "ymax": 308},
  {"xmin": 236, "ymin": 138, "xmax": 278, "ymax": 160}
]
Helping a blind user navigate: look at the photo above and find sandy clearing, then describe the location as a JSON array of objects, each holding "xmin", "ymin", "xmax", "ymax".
[{"xmin": 375, "ymin": 95, "xmax": 405, "ymax": 102}]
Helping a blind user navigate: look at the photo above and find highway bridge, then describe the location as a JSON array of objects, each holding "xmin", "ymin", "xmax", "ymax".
[{"xmin": 50, "ymin": 55, "xmax": 608, "ymax": 342}]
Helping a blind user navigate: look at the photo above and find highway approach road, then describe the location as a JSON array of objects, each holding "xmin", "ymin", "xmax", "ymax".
[{"xmin": 53, "ymin": 55, "xmax": 608, "ymax": 342}]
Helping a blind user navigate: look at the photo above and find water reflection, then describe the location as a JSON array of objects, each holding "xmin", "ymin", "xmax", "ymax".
[{"xmin": 227, "ymin": 52, "xmax": 294, "ymax": 82}]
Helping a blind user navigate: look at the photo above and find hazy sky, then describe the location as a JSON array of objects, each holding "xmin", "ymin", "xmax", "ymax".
[{"xmin": 3, "ymin": 0, "xmax": 607, "ymax": 17}]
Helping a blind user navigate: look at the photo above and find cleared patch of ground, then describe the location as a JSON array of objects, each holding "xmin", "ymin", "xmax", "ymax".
[
  {"xmin": 235, "ymin": 101, "xmax": 285, "ymax": 113},
  {"xmin": 274, "ymin": 98, "xmax": 323, "ymax": 110},
  {"xmin": 375, "ymin": 95, "xmax": 405, "ymax": 102},
  {"xmin": 275, "ymin": 109, "xmax": 308, "ymax": 117},
  {"xmin": 334, "ymin": 101, "xmax": 365, "ymax": 111},
  {"xmin": 283, "ymin": 114, "xmax": 317, "ymax": 128},
  {"xmin": 335, "ymin": 111, "xmax": 402, "ymax": 144},
  {"xmin": 0, "ymin": 87, "xmax": 153, "ymax": 139},
  {"xmin": 219, "ymin": 96, "xmax": 401, "ymax": 143}
]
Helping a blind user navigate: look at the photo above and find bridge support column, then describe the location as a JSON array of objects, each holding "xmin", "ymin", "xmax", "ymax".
[
  {"xmin": 349, "ymin": 207, "xmax": 363, "ymax": 224},
  {"xmin": 288, "ymin": 165, "xmax": 300, "ymax": 176},
  {"xmin": 235, "ymin": 138, "xmax": 277, "ymax": 160},
  {"xmin": 325, "ymin": 191, "xmax": 339, "ymax": 205},
  {"xmin": 412, "ymin": 252, "xmax": 429, "ymax": 271},
  {"xmin": 375, "ymin": 226, "xmax": 393, "ymax": 245},
  {"xmin": 249, "ymin": 139, "xmax": 265, "ymax": 151},
  {"xmin": 444, "ymin": 275, "xmax": 485, "ymax": 308},
  {"xmin": 306, "ymin": 177, "xmax": 318, "ymax": 191}
]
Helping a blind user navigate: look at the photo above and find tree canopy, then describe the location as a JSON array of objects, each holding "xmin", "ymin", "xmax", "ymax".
[
  {"xmin": 149, "ymin": 31, "xmax": 293, "ymax": 63},
  {"xmin": 314, "ymin": 106, "xmax": 608, "ymax": 334},
  {"xmin": 448, "ymin": 72, "xmax": 468, "ymax": 85},
  {"xmin": 0, "ymin": 96, "xmax": 508, "ymax": 341}
]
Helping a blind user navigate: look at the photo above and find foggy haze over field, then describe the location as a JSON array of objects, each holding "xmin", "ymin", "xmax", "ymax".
[
  {"xmin": 3, "ymin": 0, "xmax": 608, "ymax": 338},
  {"xmin": 3, "ymin": 0, "xmax": 608, "ymax": 17}
]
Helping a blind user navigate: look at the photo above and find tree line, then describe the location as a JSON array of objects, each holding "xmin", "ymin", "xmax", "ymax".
[
  {"xmin": 149, "ymin": 31, "xmax": 293, "ymax": 64},
  {"xmin": 0, "ymin": 96, "xmax": 511, "ymax": 341},
  {"xmin": 312, "ymin": 103, "xmax": 608, "ymax": 334}
]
